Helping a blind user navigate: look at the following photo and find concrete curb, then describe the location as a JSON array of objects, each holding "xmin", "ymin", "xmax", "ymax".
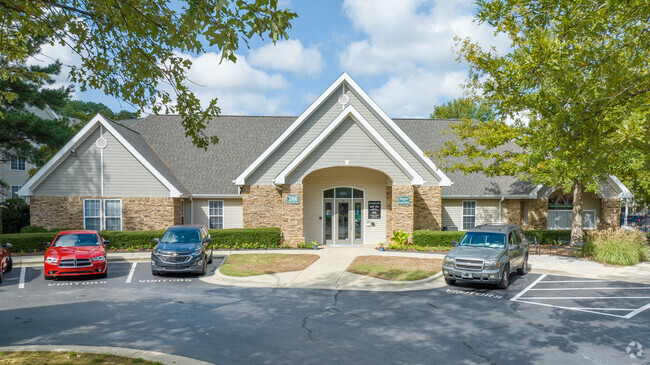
[{"xmin": 0, "ymin": 345, "xmax": 213, "ymax": 365}]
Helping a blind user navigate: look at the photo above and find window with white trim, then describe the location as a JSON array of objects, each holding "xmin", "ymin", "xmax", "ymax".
[
  {"xmin": 462, "ymin": 201, "xmax": 476, "ymax": 230},
  {"xmin": 10, "ymin": 185, "xmax": 21, "ymax": 199},
  {"xmin": 104, "ymin": 199, "xmax": 122, "ymax": 231},
  {"xmin": 548, "ymin": 210, "xmax": 597, "ymax": 230},
  {"xmin": 84, "ymin": 199, "xmax": 101, "ymax": 231},
  {"xmin": 10, "ymin": 156, "xmax": 25, "ymax": 171},
  {"xmin": 209, "ymin": 200, "xmax": 224, "ymax": 229}
]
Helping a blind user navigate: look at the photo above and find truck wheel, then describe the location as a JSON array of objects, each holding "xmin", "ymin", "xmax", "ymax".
[
  {"xmin": 517, "ymin": 255, "xmax": 528, "ymax": 275},
  {"xmin": 497, "ymin": 264, "xmax": 510, "ymax": 289},
  {"xmin": 444, "ymin": 277, "xmax": 455, "ymax": 285},
  {"xmin": 6, "ymin": 257, "xmax": 12, "ymax": 273}
]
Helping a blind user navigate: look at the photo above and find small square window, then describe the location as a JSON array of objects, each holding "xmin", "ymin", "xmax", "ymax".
[
  {"xmin": 10, "ymin": 156, "xmax": 25, "ymax": 171},
  {"xmin": 10, "ymin": 186, "xmax": 21, "ymax": 199}
]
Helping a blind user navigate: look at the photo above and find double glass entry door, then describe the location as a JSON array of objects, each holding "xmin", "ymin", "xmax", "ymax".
[{"xmin": 323, "ymin": 197, "xmax": 363, "ymax": 245}]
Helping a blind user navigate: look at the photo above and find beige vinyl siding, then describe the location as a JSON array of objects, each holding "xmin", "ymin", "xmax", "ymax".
[
  {"xmin": 303, "ymin": 167, "xmax": 390, "ymax": 244},
  {"xmin": 102, "ymin": 130, "xmax": 169, "ymax": 197},
  {"xmin": 0, "ymin": 153, "xmax": 34, "ymax": 200},
  {"xmin": 248, "ymin": 85, "xmax": 441, "ymax": 186},
  {"xmin": 34, "ymin": 127, "xmax": 102, "ymax": 196},
  {"xmin": 287, "ymin": 118, "xmax": 411, "ymax": 184},
  {"xmin": 189, "ymin": 198, "xmax": 243, "ymax": 229},
  {"xmin": 442, "ymin": 199, "xmax": 502, "ymax": 229}
]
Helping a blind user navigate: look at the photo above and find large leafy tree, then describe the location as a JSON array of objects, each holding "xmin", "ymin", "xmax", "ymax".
[
  {"xmin": 1, "ymin": 0, "xmax": 297, "ymax": 149},
  {"xmin": 430, "ymin": 97, "xmax": 496, "ymax": 123},
  {"xmin": 437, "ymin": 0, "xmax": 649, "ymax": 242}
]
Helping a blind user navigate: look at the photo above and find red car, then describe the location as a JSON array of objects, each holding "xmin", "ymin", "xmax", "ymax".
[
  {"xmin": 0, "ymin": 242, "xmax": 13, "ymax": 284},
  {"xmin": 44, "ymin": 230, "xmax": 109, "ymax": 280}
]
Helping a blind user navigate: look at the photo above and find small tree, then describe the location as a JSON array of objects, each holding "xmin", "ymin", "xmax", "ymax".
[
  {"xmin": 1, "ymin": 198, "xmax": 30, "ymax": 234},
  {"xmin": 438, "ymin": 0, "xmax": 649, "ymax": 243}
]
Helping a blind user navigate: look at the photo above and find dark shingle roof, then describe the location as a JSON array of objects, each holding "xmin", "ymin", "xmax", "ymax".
[
  {"xmin": 130, "ymin": 115, "xmax": 295, "ymax": 194},
  {"xmin": 104, "ymin": 117, "xmax": 188, "ymax": 194},
  {"xmin": 123, "ymin": 114, "xmax": 534, "ymax": 197},
  {"xmin": 394, "ymin": 118, "xmax": 536, "ymax": 197}
]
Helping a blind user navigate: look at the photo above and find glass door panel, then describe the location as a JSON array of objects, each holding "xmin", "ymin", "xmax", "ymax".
[
  {"xmin": 354, "ymin": 201, "xmax": 362, "ymax": 243},
  {"xmin": 323, "ymin": 200, "xmax": 333, "ymax": 244},
  {"xmin": 337, "ymin": 200, "xmax": 350, "ymax": 243}
]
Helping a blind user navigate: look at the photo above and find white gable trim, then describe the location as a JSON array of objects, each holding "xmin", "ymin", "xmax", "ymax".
[
  {"xmin": 343, "ymin": 76, "xmax": 452, "ymax": 186},
  {"xmin": 275, "ymin": 106, "xmax": 424, "ymax": 185},
  {"xmin": 608, "ymin": 175, "xmax": 633, "ymax": 199},
  {"xmin": 18, "ymin": 114, "xmax": 182, "ymax": 197},
  {"xmin": 234, "ymin": 72, "xmax": 452, "ymax": 186}
]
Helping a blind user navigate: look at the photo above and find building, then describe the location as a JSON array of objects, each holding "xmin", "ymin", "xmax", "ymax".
[{"xmin": 18, "ymin": 74, "xmax": 628, "ymax": 244}]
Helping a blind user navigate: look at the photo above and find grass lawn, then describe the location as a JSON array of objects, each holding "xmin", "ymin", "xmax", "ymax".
[
  {"xmin": 347, "ymin": 256, "xmax": 442, "ymax": 281},
  {"xmin": 219, "ymin": 253, "xmax": 319, "ymax": 277},
  {"xmin": 0, "ymin": 351, "xmax": 162, "ymax": 364}
]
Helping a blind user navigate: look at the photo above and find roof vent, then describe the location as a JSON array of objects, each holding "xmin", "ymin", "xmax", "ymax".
[{"xmin": 96, "ymin": 137, "xmax": 107, "ymax": 149}]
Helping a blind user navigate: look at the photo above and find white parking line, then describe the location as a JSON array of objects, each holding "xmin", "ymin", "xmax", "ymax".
[
  {"xmin": 624, "ymin": 302, "xmax": 650, "ymax": 319},
  {"xmin": 522, "ymin": 296, "xmax": 650, "ymax": 300},
  {"xmin": 510, "ymin": 273, "xmax": 547, "ymax": 301},
  {"xmin": 538, "ymin": 280, "xmax": 608, "ymax": 283},
  {"xmin": 529, "ymin": 287, "xmax": 650, "ymax": 291},
  {"xmin": 514, "ymin": 299, "xmax": 629, "ymax": 319},
  {"xmin": 18, "ymin": 267, "xmax": 26, "ymax": 289},
  {"xmin": 126, "ymin": 262, "xmax": 137, "ymax": 283}
]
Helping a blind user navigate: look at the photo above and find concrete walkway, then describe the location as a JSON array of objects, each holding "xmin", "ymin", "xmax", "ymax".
[{"xmin": 12, "ymin": 246, "xmax": 650, "ymax": 289}]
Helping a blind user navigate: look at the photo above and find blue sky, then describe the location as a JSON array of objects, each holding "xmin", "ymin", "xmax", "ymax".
[{"xmin": 37, "ymin": 0, "xmax": 508, "ymax": 119}]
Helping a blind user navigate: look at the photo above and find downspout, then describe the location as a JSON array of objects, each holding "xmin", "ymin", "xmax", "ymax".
[
  {"xmin": 190, "ymin": 195, "xmax": 194, "ymax": 225},
  {"xmin": 272, "ymin": 180, "xmax": 283, "ymax": 192},
  {"xmin": 624, "ymin": 198, "xmax": 629, "ymax": 226},
  {"xmin": 499, "ymin": 196, "xmax": 505, "ymax": 224}
]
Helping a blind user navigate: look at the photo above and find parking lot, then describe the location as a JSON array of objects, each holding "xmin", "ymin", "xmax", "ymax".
[{"xmin": 0, "ymin": 258, "xmax": 225, "ymax": 292}]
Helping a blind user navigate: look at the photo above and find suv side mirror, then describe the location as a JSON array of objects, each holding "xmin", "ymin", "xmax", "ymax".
[
  {"xmin": 103, "ymin": 240, "xmax": 110, "ymax": 245},
  {"xmin": 205, "ymin": 237, "xmax": 212, "ymax": 243},
  {"xmin": 153, "ymin": 238, "xmax": 160, "ymax": 243},
  {"xmin": 2, "ymin": 243, "xmax": 12, "ymax": 248},
  {"xmin": 510, "ymin": 244, "xmax": 519, "ymax": 250},
  {"xmin": 451, "ymin": 241, "xmax": 458, "ymax": 247},
  {"xmin": 43, "ymin": 242, "xmax": 51, "ymax": 247}
]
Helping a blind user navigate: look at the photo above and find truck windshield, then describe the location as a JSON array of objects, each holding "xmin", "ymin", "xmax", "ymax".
[
  {"xmin": 161, "ymin": 230, "xmax": 201, "ymax": 243},
  {"xmin": 459, "ymin": 232, "xmax": 505, "ymax": 248}
]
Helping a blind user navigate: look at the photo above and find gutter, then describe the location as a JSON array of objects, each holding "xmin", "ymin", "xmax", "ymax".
[{"xmin": 498, "ymin": 196, "xmax": 505, "ymax": 224}]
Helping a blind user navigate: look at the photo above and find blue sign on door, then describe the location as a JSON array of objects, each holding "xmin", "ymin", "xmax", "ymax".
[{"xmin": 397, "ymin": 196, "xmax": 410, "ymax": 206}]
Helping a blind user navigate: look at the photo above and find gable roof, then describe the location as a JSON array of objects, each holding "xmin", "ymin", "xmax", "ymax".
[
  {"xmin": 18, "ymin": 114, "xmax": 186, "ymax": 197},
  {"xmin": 234, "ymin": 72, "xmax": 451, "ymax": 186},
  {"xmin": 274, "ymin": 105, "xmax": 424, "ymax": 185}
]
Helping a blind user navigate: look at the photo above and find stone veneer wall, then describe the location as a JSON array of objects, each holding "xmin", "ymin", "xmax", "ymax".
[
  {"xmin": 282, "ymin": 184, "xmax": 304, "ymax": 244},
  {"xmin": 385, "ymin": 186, "xmax": 392, "ymax": 242},
  {"xmin": 30, "ymin": 196, "xmax": 179, "ymax": 231},
  {"xmin": 600, "ymin": 198, "xmax": 620, "ymax": 229},
  {"xmin": 390, "ymin": 185, "xmax": 414, "ymax": 243},
  {"xmin": 413, "ymin": 186, "xmax": 442, "ymax": 231},
  {"xmin": 527, "ymin": 198, "xmax": 548, "ymax": 230},
  {"xmin": 503, "ymin": 199, "xmax": 522, "ymax": 226},
  {"xmin": 242, "ymin": 184, "xmax": 304, "ymax": 245}
]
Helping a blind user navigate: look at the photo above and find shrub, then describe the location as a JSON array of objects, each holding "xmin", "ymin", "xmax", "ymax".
[
  {"xmin": 208, "ymin": 227, "xmax": 281, "ymax": 247},
  {"xmin": 0, "ymin": 232, "xmax": 58, "ymax": 253},
  {"xmin": 523, "ymin": 230, "xmax": 573, "ymax": 245},
  {"xmin": 589, "ymin": 228, "xmax": 648, "ymax": 266},
  {"xmin": 1, "ymin": 198, "xmax": 30, "ymax": 233},
  {"xmin": 413, "ymin": 230, "xmax": 465, "ymax": 247},
  {"xmin": 20, "ymin": 225, "xmax": 48, "ymax": 233},
  {"xmin": 390, "ymin": 230, "xmax": 410, "ymax": 245}
]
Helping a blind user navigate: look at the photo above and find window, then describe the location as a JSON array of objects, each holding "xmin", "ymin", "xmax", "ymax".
[
  {"xmin": 10, "ymin": 156, "xmax": 25, "ymax": 171},
  {"xmin": 84, "ymin": 199, "xmax": 101, "ymax": 231},
  {"xmin": 548, "ymin": 210, "xmax": 597, "ymax": 230},
  {"xmin": 209, "ymin": 200, "xmax": 224, "ymax": 229},
  {"xmin": 462, "ymin": 201, "xmax": 476, "ymax": 230},
  {"xmin": 104, "ymin": 199, "xmax": 122, "ymax": 231},
  {"xmin": 181, "ymin": 201, "xmax": 185, "ymax": 225},
  {"xmin": 11, "ymin": 185, "xmax": 21, "ymax": 199}
]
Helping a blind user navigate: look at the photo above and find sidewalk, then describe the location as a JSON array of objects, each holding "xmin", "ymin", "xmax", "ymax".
[{"xmin": 13, "ymin": 246, "xmax": 650, "ymax": 289}]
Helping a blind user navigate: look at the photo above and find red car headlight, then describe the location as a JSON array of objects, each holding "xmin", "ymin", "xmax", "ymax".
[
  {"xmin": 45, "ymin": 256, "xmax": 59, "ymax": 264},
  {"xmin": 91, "ymin": 255, "xmax": 106, "ymax": 262}
]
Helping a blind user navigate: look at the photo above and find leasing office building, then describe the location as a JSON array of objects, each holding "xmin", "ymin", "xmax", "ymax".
[{"xmin": 18, "ymin": 74, "xmax": 627, "ymax": 244}]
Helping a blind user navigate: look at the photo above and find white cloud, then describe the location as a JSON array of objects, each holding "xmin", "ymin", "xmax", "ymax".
[
  {"xmin": 27, "ymin": 41, "xmax": 81, "ymax": 97},
  {"xmin": 248, "ymin": 39, "xmax": 323, "ymax": 76},
  {"xmin": 340, "ymin": 0, "xmax": 510, "ymax": 117},
  {"xmin": 175, "ymin": 52, "xmax": 292, "ymax": 115}
]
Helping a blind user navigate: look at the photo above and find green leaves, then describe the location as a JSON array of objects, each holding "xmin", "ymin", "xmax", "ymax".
[{"xmin": 1, "ymin": 0, "xmax": 297, "ymax": 150}]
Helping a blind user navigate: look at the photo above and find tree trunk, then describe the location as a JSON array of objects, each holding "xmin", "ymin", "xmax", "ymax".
[{"xmin": 571, "ymin": 180, "xmax": 584, "ymax": 244}]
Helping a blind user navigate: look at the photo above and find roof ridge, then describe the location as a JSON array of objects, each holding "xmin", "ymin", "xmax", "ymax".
[{"xmin": 101, "ymin": 114, "xmax": 143, "ymax": 135}]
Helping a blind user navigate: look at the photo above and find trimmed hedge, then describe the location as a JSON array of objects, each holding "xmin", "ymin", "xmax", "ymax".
[
  {"xmin": 413, "ymin": 230, "xmax": 465, "ymax": 247},
  {"xmin": 0, "ymin": 227, "xmax": 282, "ymax": 253},
  {"xmin": 19, "ymin": 226, "xmax": 49, "ymax": 233},
  {"xmin": 413, "ymin": 229, "xmax": 578, "ymax": 247}
]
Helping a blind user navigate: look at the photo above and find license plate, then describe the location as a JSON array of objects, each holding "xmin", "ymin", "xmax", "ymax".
[{"xmin": 461, "ymin": 272, "xmax": 472, "ymax": 279}]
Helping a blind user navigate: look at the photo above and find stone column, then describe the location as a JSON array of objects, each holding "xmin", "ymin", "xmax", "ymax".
[
  {"xmin": 503, "ymin": 199, "xmax": 522, "ymax": 226},
  {"xmin": 242, "ymin": 185, "xmax": 283, "ymax": 228},
  {"xmin": 600, "ymin": 198, "xmax": 620, "ymax": 229},
  {"xmin": 528, "ymin": 198, "xmax": 548, "ymax": 230},
  {"xmin": 385, "ymin": 185, "xmax": 393, "ymax": 242},
  {"xmin": 391, "ymin": 185, "xmax": 414, "ymax": 243},
  {"xmin": 281, "ymin": 184, "xmax": 304, "ymax": 244},
  {"xmin": 413, "ymin": 186, "xmax": 442, "ymax": 231}
]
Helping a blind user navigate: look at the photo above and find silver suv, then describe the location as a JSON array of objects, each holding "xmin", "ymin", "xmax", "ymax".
[{"xmin": 442, "ymin": 225, "xmax": 529, "ymax": 289}]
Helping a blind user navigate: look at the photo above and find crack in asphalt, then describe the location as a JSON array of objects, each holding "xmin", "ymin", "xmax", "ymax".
[
  {"xmin": 461, "ymin": 320, "xmax": 512, "ymax": 364},
  {"xmin": 301, "ymin": 290, "xmax": 343, "ymax": 342}
]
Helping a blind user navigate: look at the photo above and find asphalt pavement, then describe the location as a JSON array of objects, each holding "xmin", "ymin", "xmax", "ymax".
[{"xmin": 1, "ymin": 260, "xmax": 649, "ymax": 365}]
